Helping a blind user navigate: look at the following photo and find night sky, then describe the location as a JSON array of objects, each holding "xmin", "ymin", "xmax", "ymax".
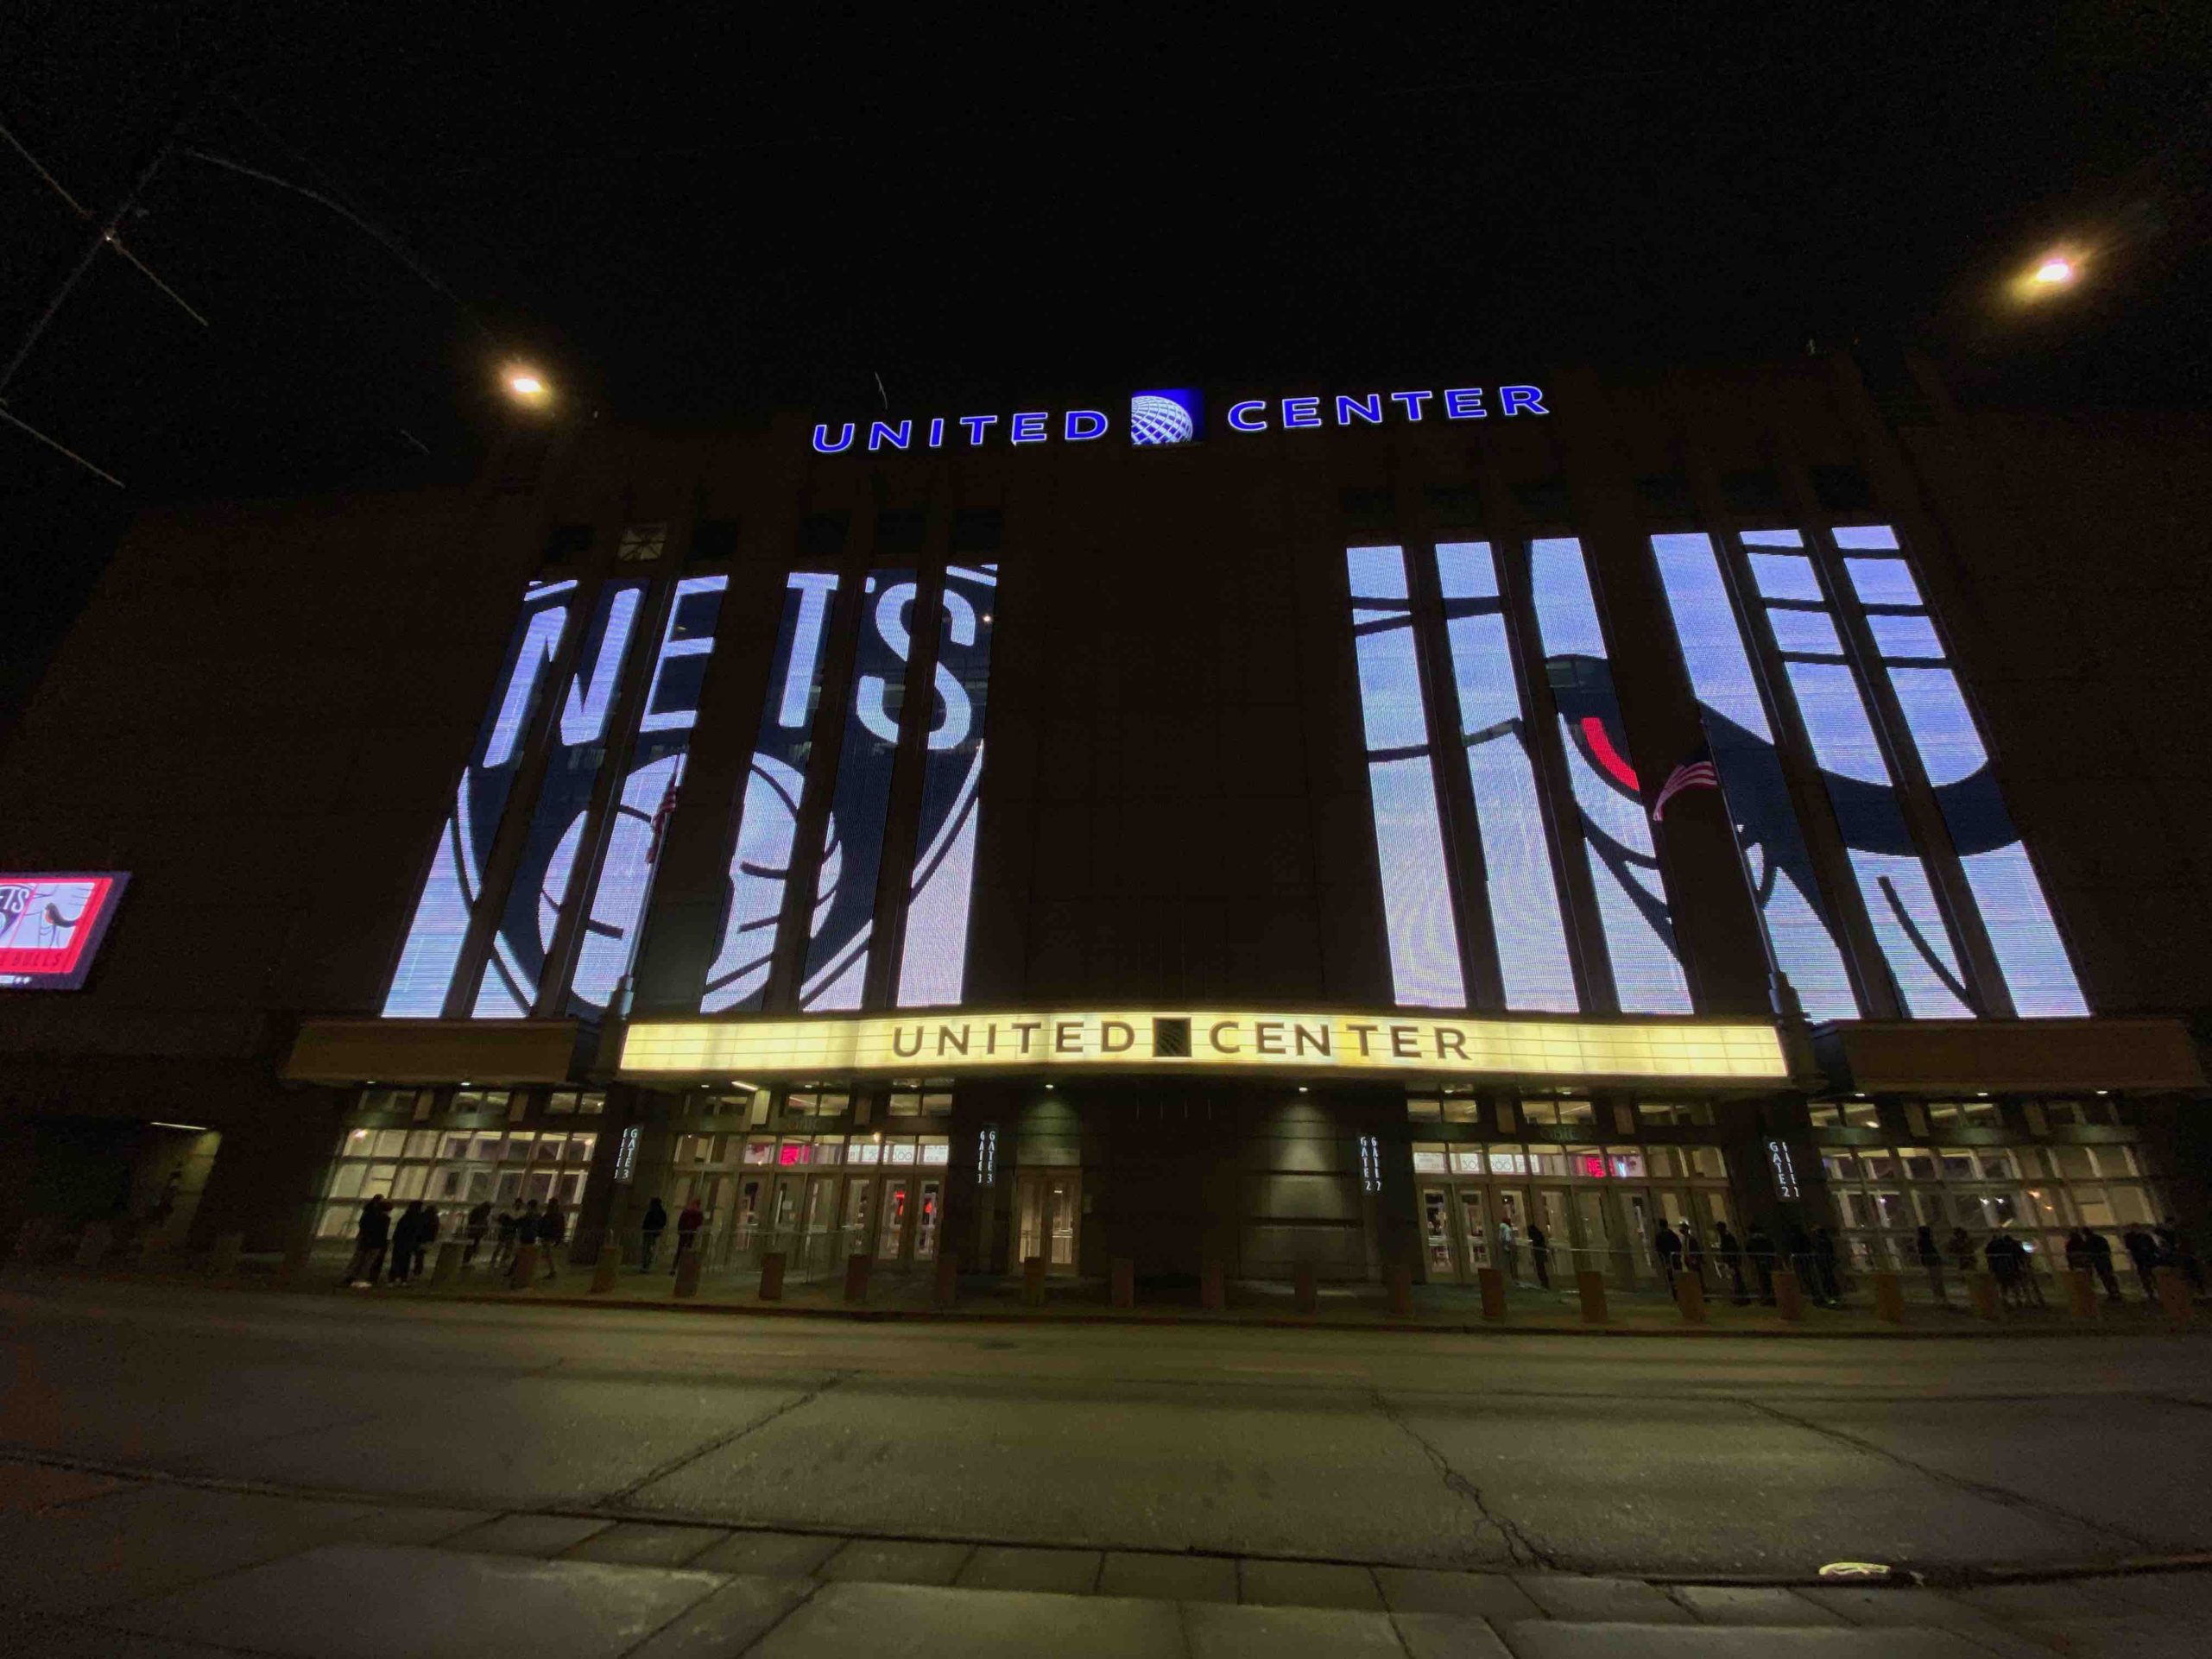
[{"xmin": 3, "ymin": 6, "xmax": 2209, "ymax": 716}]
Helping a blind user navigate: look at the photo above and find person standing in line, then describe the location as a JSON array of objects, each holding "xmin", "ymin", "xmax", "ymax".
[
  {"xmin": 507, "ymin": 1200, "xmax": 541, "ymax": 1285},
  {"xmin": 463, "ymin": 1199, "xmax": 491, "ymax": 1266},
  {"xmin": 640, "ymin": 1197, "xmax": 669, "ymax": 1271},
  {"xmin": 1947, "ymin": 1225, "xmax": 1977, "ymax": 1282},
  {"xmin": 1716, "ymin": 1221, "xmax": 1747, "ymax": 1304},
  {"xmin": 2158, "ymin": 1221, "xmax": 2204, "ymax": 1295},
  {"xmin": 1678, "ymin": 1222, "xmax": 1706, "ymax": 1291},
  {"xmin": 2082, "ymin": 1226, "xmax": 2123, "ymax": 1303},
  {"xmin": 1746, "ymin": 1220, "xmax": 1777, "ymax": 1304},
  {"xmin": 1653, "ymin": 1221, "xmax": 1682, "ymax": 1291},
  {"xmin": 491, "ymin": 1204, "xmax": 520, "ymax": 1270},
  {"xmin": 2122, "ymin": 1223, "xmax": 2160, "ymax": 1301},
  {"xmin": 1985, "ymin": 1231, "xmax": 2023, "ymax": 1308},
  {"xmin": 2063, "ymin": 1227, "xmax": 2091, "ymax": 1280},
  {"xmin": 536, "ymin": 1197, "xmax": 566, "ymax": 1283},
  {"xmin": 1811, "ymin": 1226, "xmax": 1842, "ymax": 1306},
  {"xmin": 673, "ymin": 1197, "xmax": 705, "ymax": 1272},
  {"xmin": 2019, "ymin": 1235, "xmax": 2048, "ymax": 1309},
  {"xmin": 1782, "ymin": 1221, "xmax": 1815, "ymax": 1296},
  {"xmin": 1495, "ymin": 1216, "xmax": 1520, "ymax": 1283},
  {"xmin": 347, "ymin": 1195, "xmax": 391, "ymax": 1286},
  {"xmin": 388, "ymin": 1200, "xmax": 424, "ymax": 1285},
  {"xmin": 414, "ymin": 1205, "xmax": 439, "ymax": 1280},
  {"xmin": 1527, "ymin": 1221, "xmax": 1552, "ymax": 1290},
  {"xmin": 1915, "ymin": 1225, "xmax": 1946, "ymax": 1303}
]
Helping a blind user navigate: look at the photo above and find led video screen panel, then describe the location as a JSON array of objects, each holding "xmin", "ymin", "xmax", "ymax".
[
  {"xmin": 1346, "ymin": 546, "xmax": 1467, "ymax": 1008},
  {"xmin": 0, "ymin": 873, "xmax": 128, "ymax": 990}
]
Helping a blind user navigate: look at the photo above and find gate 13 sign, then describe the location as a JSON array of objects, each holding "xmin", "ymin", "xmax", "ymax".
[{"xmin": 623, "ymin": 1007, "xmax": 1786, "ymax": 1084}]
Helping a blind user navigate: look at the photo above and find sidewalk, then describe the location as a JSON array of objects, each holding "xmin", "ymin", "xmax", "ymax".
[
  {"xmin": 80, "ymin": 1251, "xmax": 2207, "ymax": 1339},
  {"xmin": 8, "ymin": 1453, "xmax": 2210, "ymax": 1656}
]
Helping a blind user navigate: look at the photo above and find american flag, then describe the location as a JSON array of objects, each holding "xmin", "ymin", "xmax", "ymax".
[
  {"xmin": 1651, "ymin": 743, "xmax": 1719, "ymax": 822},
  {"xmin": 645, "ymin": 770, "xmax": 680, "ymax": 865}
]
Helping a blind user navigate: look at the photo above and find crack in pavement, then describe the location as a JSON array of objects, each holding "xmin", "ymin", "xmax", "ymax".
[
  {"xmin": 1737, "ymin": 1396, "xmax": 2167, "ymax": 1555},
  {"xmin": 1368, "ymin": 1385, "xmax": 1558, "ymax": 1571},
  {"xmin": 597, "ymin": 1371, "xmax": 848, "ymax": 1505}
]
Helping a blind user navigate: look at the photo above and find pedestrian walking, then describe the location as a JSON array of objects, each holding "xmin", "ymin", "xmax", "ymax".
[
  {"xmin": 1653, "ymin": 1221, "xmax": 1682, "ymax": 1291},
  {"xmin": 388, "ymin": 1201, "xmax": 424, "ymax": 1285},
  {"xmin": 537, "ymin": 1197, "xmax": 565, "ymax": 1282},
  {"xmin": 1527, "ymin": 1222, "xmax": 1552, "ymax": 1290},
  {"xmin": 2122, "ymin": 1224, "xmax": 2160, "ymax": 1300},
  {"xmin": 464, "ymin": 1200, "xmax": 491, "ymax": 1266},
  {"xmin": 673, "ymin": 1197, "xmax": 705, "ymax": 1271},
  {"xmin": 347, "ymin": 1195, "xmax": 391, "ymax": 1286},
  {"xmin": 1716, "ymin": 1221, "xmax": 1747, "ymax": 1303},
  {"xmin": 640, "ymin": 1197, "xmax": 668, "ymax": 1271},
  {"xmin": 1915, "ymin": 1224, "xmax": 1946, "ymax": 1303},
  {"xmin": 2082, "ymin": 1227, "xmax": 2122, "ymax": 1303},
  {"xmin": 1811, "ymin": 1226, "xmax": 1841, "ymax": 1306}
]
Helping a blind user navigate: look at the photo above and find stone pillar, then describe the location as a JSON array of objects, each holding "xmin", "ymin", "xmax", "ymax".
[
  {"xmin": 758, "ymin": 1251, "xmax": 786, "ymax": 1301},
  {"xmin": 1773, "ymin": 1267, "xmax": 1804, "ymax": 1321},
  {"xmin": 1110, "ymin": 1257, "xmax": 1134, "ymax": 1309},
  {"xmin": 1577, "ymin": 1270, "xmax": 1607, "ymax": 1325},
  {"xmin": 1478, "ymin": 1267, "xmax": 1507, "ymax": 1322},
  {"xmin": 1871, "ymin": 1271, "xmax": 1905, "ymax": 1323},
  {"xmin": 1675, "ymin": 1273, "xmax": 1707, "ymax": 1324}
]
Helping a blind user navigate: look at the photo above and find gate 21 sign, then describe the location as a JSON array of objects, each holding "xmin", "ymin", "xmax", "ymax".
[{"xmin": 810, "ymin": 384, "xmax": 1550, "ymax": 453}]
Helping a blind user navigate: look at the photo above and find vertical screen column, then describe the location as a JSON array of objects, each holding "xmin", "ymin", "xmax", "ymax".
[
  {"xmin": 1346, "ymin": 545, "xmax": 1467, "ymax": 1008},
  {"xmin": 1433, "ymin": 541, "xmax": 1578, "ymax": 1011},
  {"xmin": 1834, "ymin": 526, "xmax": 2087, "ymax": 1015},
  {"xmin": 1741, "ymin": 530, "xmax": 1973, "ymax": 1018},
  {"xmin": 1526, "ymin": 537, "xmax": 1695, "ymax": 1013},
  {"xmin": 567, "ymin": 575, "xmax": 729, "ymax": 1013},
  {"xmin": 1650, "ymin": 533, "xmax": 1862, "ymax": 1020},
  {"xmin": 896, "ymin": 563, "xmax": 997, "ymax": 1006},
  {"xmin": 382, "ymin": 580, "xmax": 572, "ymax": 1017},
  {"xmin": 471, "ymin": 579, "xmax": 647, "ymax": 1017},
  {"xmin": 799, "ymin": 566, "xmax": 917, "ymax": 1011},
  {"xmin": 702, "ymin": 571, "xmax": 839, "ymax": 1012}
]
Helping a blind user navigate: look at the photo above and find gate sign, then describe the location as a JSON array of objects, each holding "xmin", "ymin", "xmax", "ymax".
[{"xmin": 0, "ymin": 873, "xmax": 129, "ymax": 990}]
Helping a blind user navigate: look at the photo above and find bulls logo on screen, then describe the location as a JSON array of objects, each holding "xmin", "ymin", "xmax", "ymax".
[{"xmin": 0, "ymin": 872, "xmax": 129, "ymax": 990}]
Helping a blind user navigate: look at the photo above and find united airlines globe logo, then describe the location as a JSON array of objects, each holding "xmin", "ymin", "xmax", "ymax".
[{"xmin": 1128, "ymin": 388, "xmax": 1203, "ymax": 446}]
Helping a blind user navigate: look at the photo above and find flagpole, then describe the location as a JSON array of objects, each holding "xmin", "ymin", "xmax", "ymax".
[{"xmin": 1654, "ymin": 747, "xmax": 1801, "ymax": 1020}]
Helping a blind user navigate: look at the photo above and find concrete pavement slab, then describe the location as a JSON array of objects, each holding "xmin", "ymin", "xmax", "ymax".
[
  {"xmin": 750, "ymin": 1580, "xmax": 1184, "ymax": 1656},
  {"xmin": 1394, "ymin": 1612, "xmax": 1517, "ymax": 1658},
  {"xmin": 100, "ymin": 1542, "xmax": 728, "ymax": 1659},
  {"xmin": 1493, "ymin": 1621, "xmax": 1999, "ymax": 1656},
  {"xmin": 1378, "ymin": 1568, "xmax": 1544, "ymax": 1619},
  {"xmin": 443, "ymin": 1511, "xmax": 613, "ymax": 1555},
  {"xmin": 1513, "ymin": 1574, "xmax": 1691, "ymax": 1623},
  {"xmin": 8, "ymin": 1619, "xmax": 247, "ymax": 1658},
  {"xmin": 2092, "ymin": 1571, "xmax": 2212, "ymax": 1617},
  {"xmin": 1953, "ymin": 1578, "xmax": 2166, "ymax": 1621},
  {"xmin": 1792, "ymin": 1586, "xmax": 2056, "ymax": 1657},
  {"xmin": 1238, "ymin": 1556, "xmax": 1383, "ymax": 1609},
  {"xmin": 1670, "ymin": 1584, "xmax": 1848, "ymax": 1624},
  {"xmin": 817, "ymin": 1536, "xmax": 973, "ymax": 1585},
  {"xmin": 1099, "ymin": 1549, "xmax": 1241, "ymax": 1602},
  {"xmin": 328, "ymin": 1502, "xmax": 495, "ymax": 1545},
  {"xmin": 0, "ymin": 1463, "xmax": 130, "ymax": 1514},
  {"xmin": 686, "ymin": 1528, "xmax": 845, "ymax": 1576},
  {"xmin": 1975, "ymin": 1614, "xmax": 2202, "ymax": 1656},
  {"xmin": 1183, "ymin": 1599, "xmax": 1408, "ymax": 1657},
  {"xmin": 622, "ymin": 1574, "xmax": 817, "ymax": 1657},
  {"xmin": 562, "ymin": 1521, "xmax": 728, "ymax": 1566},
  {"xmin": 955, "ymin": 1544, "xmax": 1103, "ymax": 1594},
  {"xmin": 0, "ymin": 1483, "xmax": 374, "ymax": 1618}
]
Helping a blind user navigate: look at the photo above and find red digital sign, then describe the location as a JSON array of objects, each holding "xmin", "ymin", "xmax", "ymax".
[{"xmin": 0, "ymin": 873, "xmax": 129, "ymax": 990}]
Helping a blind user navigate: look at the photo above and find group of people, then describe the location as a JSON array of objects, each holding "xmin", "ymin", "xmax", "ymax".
[
  {"xmin": 635, "ymin": 1196, "xmax": 707, "ymax": 1271},
  {"xmin": 343, "ymin": 1194, "xmax": 568, "ymax": 1287},
  {"xmin": 1495, "ymin": 1212, "xmax": 1847, "ymax": 1307},
  {"xmin": 1906, "ymin": 1219, "xmax": 2202, "ymax": 1309}
]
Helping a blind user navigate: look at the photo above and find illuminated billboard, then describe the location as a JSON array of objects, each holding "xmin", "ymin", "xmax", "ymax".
[{"xmin": 0, "ymin": 873, "xmax": 129, "ymax": 990}]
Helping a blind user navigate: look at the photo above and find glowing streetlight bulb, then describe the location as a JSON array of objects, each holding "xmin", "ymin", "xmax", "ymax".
[
  {"xmin": 507, "ymin": 371, "xmax": 547, "ymax": 398},
  {"xmin": 2032, "ymin": 256, "xmax": 2075, "ymax": 287}
]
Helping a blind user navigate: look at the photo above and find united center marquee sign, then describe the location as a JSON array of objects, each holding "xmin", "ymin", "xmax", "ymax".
[
  {"xmin": 622, "ymin": 1008, "xmax": 1787, "ymax": 1085},
  {"xmin": 811, "ymin": 383, "xmax": 1551, "ymax": 453}
]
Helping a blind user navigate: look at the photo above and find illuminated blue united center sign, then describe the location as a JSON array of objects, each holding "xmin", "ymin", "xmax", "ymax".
[{"xmin": 810, "ymin": 382, "xmax": 1550, "ymax": 454}]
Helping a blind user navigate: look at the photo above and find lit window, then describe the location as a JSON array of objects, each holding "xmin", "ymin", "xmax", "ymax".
[{"xmin": 1406, "ymin": 1097, "xmax": 1443, "ymax": 1121}]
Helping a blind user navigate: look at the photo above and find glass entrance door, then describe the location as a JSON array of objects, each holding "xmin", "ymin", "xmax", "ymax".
[
  {"xmin": 1456, "ymin": 1188, "xmax": 1493, "ymax": 1274},
  {"xmin": 1421, "ymin": 1187, "xmax": 1458, "ymax": 1282},
  {"xmin": 914, "ymin": 1178, "xmax": 942, "ymax": 1263},
  {"xmin": 1015, "ymin": 1170, "xmax": 1081, "ymax": 1275},
  {"xmin": 877, "ymin": 1177, "xmax": 912, "ymax": 1265}
]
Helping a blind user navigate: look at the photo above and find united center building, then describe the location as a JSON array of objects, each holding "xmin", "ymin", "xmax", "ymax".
[{"xmin": 3, "ymin": 354, "xmax": 2205, "ymax": 1292}]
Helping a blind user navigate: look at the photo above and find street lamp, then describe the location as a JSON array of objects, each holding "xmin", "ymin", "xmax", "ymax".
[
  {"xmin": 503, "ymin": 365, "xmax": 551, "ymax": 405},
  {"xmin": 2012, "ymin": 248, "xmax": 2084, "ymax": 303}
]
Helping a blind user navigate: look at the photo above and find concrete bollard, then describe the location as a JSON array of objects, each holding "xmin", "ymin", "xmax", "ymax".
[
  {"xmin": 1675, "ymin": 1272, "xmax": 1707, "ymax": 1324},
  {"xmin": 1969, "ymin": 1271, "xmax": 2001, "ymax": 1320},
  {"xmin": 675, "ymin": 1251, "xmax": 705, "ymax": 1299},
  {"xmin": 1385, "ymin": 1262, "xmax": 1414, "ymax": 1317},
  {"xmin": 758, "ymin": 1250, "xmax": 786, "ymax": 1302},
  {"xmin": 932, "ymin": 1251, "xmax": 959, "ymax": 1307},
  {"xmin": 433, "ymin": 1241, "xmax": 462, "ymax": 1285},
  {"xmin": 2157, "ymin": 1266, "xmax": 2191, "ymax": 1331},
  {"xmin": 1200, "ymin": 1260, "xmax": 1225, "ymax": 1312},
  {"xmin": 1577, "ymin": 1269, "xmax": 1608, "ymax": 1325},
  {"xmin": 841, "ymin": 1252, "xmax": 869, "ymax": 1304},
  {"xmin": 1478, "ymin": 1266, "xmax": 1507, "ymax": 1322},
  {"xmin": 1110, "ymin": 1256, "xmax": 1134, "ymax": 1309},
  {"xmin": 2067, "ymin": 1269, "xmax": 2098, "ymax": 1322},
  {"xmin": 590, "ymin": 1241, "xmax": 622, "ymax": 1294},
  {"xmin": 1871, "ymin": 1271, "xmax": 1905, "ymax": 1324},
  {"xmin": 277, "ymin": 1234, "xmax": 316, "ymax": 1285},
  {"xmin": 1022, "ymin": 1253, "xmax": 1046, "ymax": 1306},
  {"xmin": 1773, "ymin": 1268, "xmax": 1804, "ymax": 1322},
  {"xmin": 509, "ymin": 1242, "xmax": 540, "ymax": 1288},
  {"xmin": 1293, "ymin": 1260, "xmax": 1318, "ymax": 1314},
  {"xmin": 75, "ymin": 1221, "xmax": 115, "ymax": 1271}
]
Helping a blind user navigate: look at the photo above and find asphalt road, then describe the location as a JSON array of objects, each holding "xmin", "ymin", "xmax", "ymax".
[{"xmin": 4, "ymin": 1281, "xmax": 2209, "ymax": 1579}]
